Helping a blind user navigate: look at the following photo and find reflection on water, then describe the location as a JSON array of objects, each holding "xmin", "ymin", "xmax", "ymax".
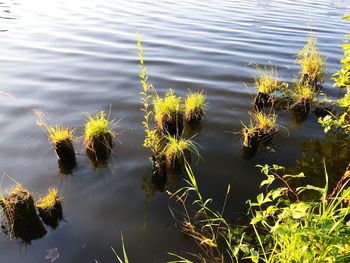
[
  {"xmin": 58, "ymin": 159, "xmax": 76, "ymax": 175},
  {"xmin": 287, "ymin": 133, "xmax": 350, "ymax": 198},
  {"xmin": 142, "ymin": 170, "xmax": 181, "ymax": 201}
]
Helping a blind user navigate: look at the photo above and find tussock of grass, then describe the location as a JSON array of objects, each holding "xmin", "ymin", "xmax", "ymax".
[
  {"xmin": 252, "ymin": 111, "xmax": 277, "ymax": 132},
  {"xmin": 242, "ymin": 112, "xmax": 277, "ymax": 148},
  {"xmin": 297, "ymin": 36, "xmax": 325, "ymax": 84},
  {"xmin": 84, "ymin": 111, "xmax": 112, "ymax": 142},
  {"xmin": 254, "ymin": 68, "xmax": 280, "ymax": 94},
  {"xmin": 184, "ymin": 91, "xmax": 206, "ymax": 121},
  {"xmin": 36, "ymin": 188, "xmax": 60, "ymax": 210},
  {"xmin": 7, "ymin": 184, "xmax": 30, "ymax": 202},
  {"xmin": 293, "ymin": 83, "xmax": 315, "ymax": 101},
  {"xmin": 153, "ymin": 90, "xmax": 182, "ymax": 127},
  {"xmin": 163, "ymin": 135, "xmax": 198, "ymax": 166},
  {"xmin": 48, "ymin": 126, "xmax": 75, "ymax": 144}
]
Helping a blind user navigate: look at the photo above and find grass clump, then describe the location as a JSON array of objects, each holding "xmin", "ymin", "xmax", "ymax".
[
  {"xmin": 253, "ymin": 67, "xmax": 285, "ymax": 111},
  {"xmin": 47, "ymin": 125, "xmax": 76, "ymax": 161},
  {"xmin": 254, "ymin": 67, "xmax": 280, "ymax": 94},
  {"xmin": 297, "ymin": 36, "xmax": 325, "ymax": 85},
  {"xmin": 242, "ymin": 112, "xmax": 277, "ymax": 148},
  {"xmin": 36, "ymin": 188, "xmax": 61, "ymax": 210},
  {"xmin": 1, "ymin": 184, "xmax": 46, "ymax": 242},
  {"xmin": 184, "ymin": 91, "xmax": 206, "ymax": 123},
  {"xmin": 84, "ymin": 111, "xmax": 114, "ymax": 162},
  {"xmin": 153, "ymin": 89, "xmax": 184, "ymax": 135},
  {"xmin": 290, "ymin": 83, "xmax": 316, "ymax": 114},
  {"xmin": 33, "ymin": 109, "xmax": 76, "ymax": 162},
  {"xmin": 36, "ymin": 188, "xmax": 63, "ymax": 228},
  {"xmin": 163, "ymin": 135, "xmax": 198, "ymax": 168},
  {"xmin": 48, "ymin": 126, "xmax": 75, "ymax": 145},
  {"xmin": 253, "ymin": 111, "xmax": 277, "ymax": 131}
]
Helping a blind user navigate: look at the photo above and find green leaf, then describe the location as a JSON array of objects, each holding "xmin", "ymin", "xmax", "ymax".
[{"xmin": 290, "ymin": 202, "xmax": 309, "ymax": 219}]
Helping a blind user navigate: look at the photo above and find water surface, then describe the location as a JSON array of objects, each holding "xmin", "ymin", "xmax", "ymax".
[{"xmin": 0, "ymin": 0, "xmax": 349, "ymax": 262}]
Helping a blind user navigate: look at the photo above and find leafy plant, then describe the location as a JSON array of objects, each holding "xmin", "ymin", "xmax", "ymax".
[
  {"xmin": 332, "ymin": 15, "xmax": 350, "ymax": 89},
  {"xmin": 137, "ymin": 35, "xmax": 163, "ymax": 161}
]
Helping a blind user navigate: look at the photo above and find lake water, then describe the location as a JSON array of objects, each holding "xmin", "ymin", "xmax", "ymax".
[{"xmin": 0, "ymin": 0, "xmax": 349, "ymax": 262}]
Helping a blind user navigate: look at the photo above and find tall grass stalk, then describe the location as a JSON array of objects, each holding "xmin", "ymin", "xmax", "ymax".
[{"xmin": 137, "ymin": 34, "xmax": 163, "ymax": 160}]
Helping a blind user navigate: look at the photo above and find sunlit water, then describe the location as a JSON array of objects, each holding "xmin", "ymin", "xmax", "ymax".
[{"xmin": 0, "ymin": 0, "xmax": 349, "ymax": 262}]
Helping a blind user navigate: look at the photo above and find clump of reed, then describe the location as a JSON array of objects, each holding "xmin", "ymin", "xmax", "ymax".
[
  {"xmin": 0, "ymin": 184, "xmax": 46, "ymax": 243},
  {"xmin": 36, "ymin": 188, "xmax": 63, "ymax": 228},
  {"xmin": 84, "ymin": 111, "xmax": 115, "ymax": 163},
  {"xmin": 297, "ymin": 36, "xmax": 325, "ymax": 86},
  {"xmin": 184, "ymin": 91, "xmax": 206, "ymax": 123},
  {"xmin": 153, "ymin": 89, "xmax": 184, "ymax": 135},
  {"xmin": 242, "ymin": 111, "xmax": 277, "ymax": 148},
  {"xmin": 253, "ymin": 67, "xmax": 282, "ymax": 110}
]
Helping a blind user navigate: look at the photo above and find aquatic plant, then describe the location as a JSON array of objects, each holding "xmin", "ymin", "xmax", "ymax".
[
  {"xmin": 137, "ymin": 35, "xmax": 201, "ymax": 174},
  {"xmin": 163, "ymin": 135, "xmax": 198, "ymax": 168},
  {"xmin": 254, "ymin": 67, "xmax": 281, "ymax": 95},
  {"xmin": 0, "ymin": 184, "xmax": 46, "ymax": 242},
  {"xmin": 184, "ymin": 91, "xmax": 206, "ymax": 123},
  {"xmin": 137, "ymin": 35, "xmax": 164, "ymax": 172},
  {"xmin": 297, "ymin": 36, "xmax": 325, "ymax": 85},
  {"xmin": 84, "ymin": 111, "xmax": 114, "ymax": 162},
  {"xmin": 33, "ymin": 109, "xmax": 76, "ymax": 161},
  {"xmin": 242, "ymin": 112, "xmax": 278, "ymax": 148},
  {"xmin": 153, "ymin": 89, "xmax": 184, "ymax": 135},
  {"xmin": 36, "ymin": 188, "xmax": 63, "ymax": 228},
  {"xmin": 47, "ymin": 125, "xmax": 76, "ymax": 161},
  {"xmin": 290, "ymin": 83, "xmax": 315, "ymax": 114}
]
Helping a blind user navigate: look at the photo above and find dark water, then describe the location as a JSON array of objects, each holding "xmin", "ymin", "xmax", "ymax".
[{"xmin": 0, "ymin": 0, "xmax": 349, "ymax": 262}]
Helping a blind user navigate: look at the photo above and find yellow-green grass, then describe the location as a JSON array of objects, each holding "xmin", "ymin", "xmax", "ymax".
[
  {"xmin": 293, "ymin": 83, "xmax": 315, "ymax": 102},
  {"xmin": 47, "ymin": 126, "xmax": 75, "ymax": 145},
  {"xmin": 252, "ymin": 111, "xmax": 277, "ymax": 132},
  {"xmin": 297, "ymin": 36, "xmax": 325, "ymax": 84},
  {"xmin": 184, "ymin": 91, "xmax": 206, "ymax": 122},
  {"xmin": 84, "ymin": 111, "xmax": 114, "ymax": 150},
  {"xmin": 36, "ymin": 188, "xmax": 61, "ymax": 211},
  {"xmin": 153, "ymin": 89, "xmax": 183, "ymax": 128},
  {"xmin": 241, "ymin": 112, "xmax": 277, "ymax": 147},
  {"xmin": 163, "ymin": 135, "xmax": 198, "ymax": 166},
  {"xmin": 254, "ymin": 68, "xmax": 280, "ymax": 94}
]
